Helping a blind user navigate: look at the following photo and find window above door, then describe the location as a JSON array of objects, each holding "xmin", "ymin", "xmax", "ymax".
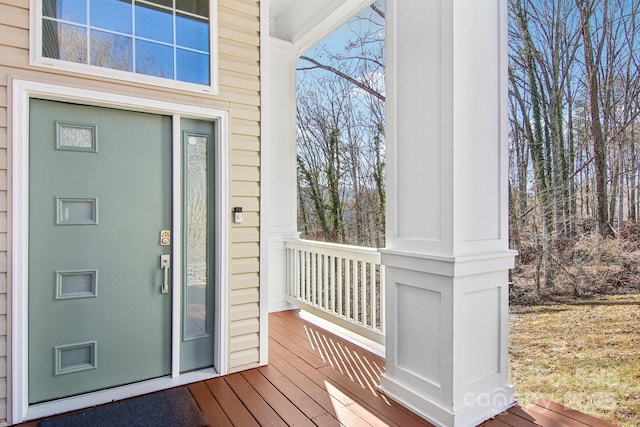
[{"xmin": 31, "ymin": 0, "xmax": 219, "ymax": 94}]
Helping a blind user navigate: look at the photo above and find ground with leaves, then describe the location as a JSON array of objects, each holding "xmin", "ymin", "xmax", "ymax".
[
  {"xmin": 509, "ymin": 293, "xmax": 640, "ymax": 426},
  {"xmin": 511, "ymin": 223, "xmax": 640, "ymax": 305}
]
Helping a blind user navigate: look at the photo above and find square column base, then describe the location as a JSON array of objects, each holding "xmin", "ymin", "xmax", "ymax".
[
  {"xmin": 380, "ymin": 250, "xmax": 516, "ymax": 427},
  {"xmin": 380, "ymin": 375, "xmax": 514, "ymax": 427}
]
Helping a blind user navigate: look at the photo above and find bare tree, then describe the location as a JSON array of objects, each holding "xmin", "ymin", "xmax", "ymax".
[
  {"xmin": 296, "ymin": 2, "xmax": 386, "ymax": 247},
  {"xmin": 509, "ymin": 0, "xmax": 640, "ymax": 291}
]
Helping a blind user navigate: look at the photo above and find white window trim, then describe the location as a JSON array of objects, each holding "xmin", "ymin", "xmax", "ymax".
[
  {"xmin": 11, "ymin": 78, "xmax": 230, "ymax": 423},
  {"xmin": 29, "ymin": 0, "xmax": 220, "ymax": 95}
]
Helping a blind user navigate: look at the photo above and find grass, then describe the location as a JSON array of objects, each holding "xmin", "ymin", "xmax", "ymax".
[{"xmin": 509, "ymin": 294, "xmax": 640, "ymax": 426}]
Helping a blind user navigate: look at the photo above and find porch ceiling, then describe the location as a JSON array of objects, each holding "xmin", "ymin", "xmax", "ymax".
[{"xmin": 269, "ymin": 0, "xmax": 374, "ymax": 53}]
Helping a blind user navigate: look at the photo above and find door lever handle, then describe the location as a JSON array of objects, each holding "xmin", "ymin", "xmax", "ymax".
[{"xmin": 160, "ymin": 254, "xmax": 171, "ymax": 294}]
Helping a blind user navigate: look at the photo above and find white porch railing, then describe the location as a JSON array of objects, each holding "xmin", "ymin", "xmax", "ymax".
[{"xmin": 285, "ymin": 239, "xmax": 385, "ymax": 344}]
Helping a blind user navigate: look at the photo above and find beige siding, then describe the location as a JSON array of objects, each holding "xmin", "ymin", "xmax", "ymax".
[
  {"xmin": 219, "ymin": 0, "xmax": 262, "ymax": 374},
  {"xmin": 0, "ymin": 0, "xmax": 262, "ymax": 422}
]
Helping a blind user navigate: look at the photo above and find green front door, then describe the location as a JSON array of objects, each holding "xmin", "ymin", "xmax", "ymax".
[{"xmin": 28, "ymin": 99, "xmax": 172, "ymax": 403}]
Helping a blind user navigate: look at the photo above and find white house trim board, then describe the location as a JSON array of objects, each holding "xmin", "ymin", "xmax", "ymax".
[
  {"xmin": 171, "ymin": 115, "xmax": 183, "ymax": 379},
  {"xmin": 10, "ymin": 79, "xmax": 230, "ymax": 423},
  {"xmin": 259, "ymin": 0, "xmax": 270, "ymax": 365}
]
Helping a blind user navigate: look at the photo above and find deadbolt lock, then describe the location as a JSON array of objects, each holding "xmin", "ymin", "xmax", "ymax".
[{"xmin": 160, "ymin": 230, "xmax": 171, "ymax": 246}]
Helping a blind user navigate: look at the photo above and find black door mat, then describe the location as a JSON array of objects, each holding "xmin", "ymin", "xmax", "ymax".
[{"xmin": 39, "ymin": 387, "xmax": 209, "ymax": 427}]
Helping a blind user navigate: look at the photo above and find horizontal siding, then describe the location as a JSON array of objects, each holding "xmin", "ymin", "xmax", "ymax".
[
  {"xmin": 0, "ymin": 0, "xmax": 263, "ymax": 420},
  {"xmin": 1, "ymin": 24, "xmax": 27, "ymax": 49},
  {"xmin": 219, "ymin": 69, "xmax": 260, "ymax": 92},
  {"xmin": 233, "ymin": 118, "xmax": 261, "ymax": 136},
  {"xmin": 219, "ymin": 25, "xmax": 260, "ymax": 48},
  {"xmin": 219, "ymin": 0, "xmax": 259, "ymax": 16},
  {"xmin": 231, "ymin": 287, "xmax": 260, "ymax": 306},
  {"xmin": 219, "ymin": 86, "xmax": 260, "ymax": 106},
  {"xmin": 232, "ymin": 165, "xmax": 260, "ymax": 182},
  {"xmin": 219, "ymin": 37, "xmax": 260, "ymax": 62},
  {"xmin": 232, "ymin": 150, "xmax": 260, "ymax": 166},
  {"xmin": 231, "ymin": 133, "xmax": 260, "ymax": 149},
  {"xmin": 219, "ymin": 5, "xmax": 260, "ymax": 31},
  {"xmin": 229, "ymin": 317, "xmax": 260, "ymax": 336},
  {"xmin": 229, "ymin": 332, "xmax": 259, "ymax": 352},
  {"xmin": 0, "ymin": 4, "xmax": 28, "ymax": 30},
  {"xmin": 230, "ymin": 303, "xmax": 260, "ymax": 322},
  {"xmin": 231, "ymin": 242, "xmax": 260, "ymax": 258},
  {"xmin": 230, "ymin": 103, "xmax": 260, "ymax": 122},
  {"xmin": 220, "ymin": 0, "xmax": 262, "ymax": 375},
  {"xmin": 219, "ymin": 55, "xmax": 259, "ymax": 77},
  {"xmin": 232, "ymin": 228, "xmax": 260, "ymax": 243},
  {"xmin": 228, "ymin": 348, "xmax": 260, "ymax": 371},
  {"xmin": 232, "ymin": 258, "xmax": 260, "ymax": 275},
  {"xmin": 232, "ymin": 181, "xmax": 260, "ymax": 197},
  {"xmin": 0, "ymin": 0, "xmax": 11, "ymax": 420},
  {"xmin": 232, "ymin": 196, "xmax": 259, "ymax": 212},
  {"xmin": 232, "ymin": 272, "xmax": 260, "ymax": 290}
]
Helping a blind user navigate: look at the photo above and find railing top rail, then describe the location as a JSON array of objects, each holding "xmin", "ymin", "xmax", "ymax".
[{"xmin": 285, "ymin": 238, "xmax": 382, "ymax": 261}]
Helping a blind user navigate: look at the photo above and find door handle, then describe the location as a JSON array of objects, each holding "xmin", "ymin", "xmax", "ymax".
[{"xmin": 160, "ymin": 254, "xmax": 171, "ymax": 294}]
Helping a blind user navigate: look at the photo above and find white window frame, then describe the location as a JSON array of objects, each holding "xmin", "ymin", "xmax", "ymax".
[{"xmin": 29, "ymin": 0, "xmax": 220, "ymax": 95}]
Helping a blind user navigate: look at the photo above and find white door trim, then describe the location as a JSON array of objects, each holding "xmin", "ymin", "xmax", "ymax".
[{"xmin": 10, "ymin": 78, "xmax": 230, "ymax": 423}]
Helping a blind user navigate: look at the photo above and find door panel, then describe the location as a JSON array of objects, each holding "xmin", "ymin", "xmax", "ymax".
[{"xmin": 28, "ymin": 99, "xmax": 172, "ymax": 403}]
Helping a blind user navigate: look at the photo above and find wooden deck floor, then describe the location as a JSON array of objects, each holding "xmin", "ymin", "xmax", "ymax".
[{"xmin": 20, "ymin": 310, "xmax": 616, "ymax": 426}]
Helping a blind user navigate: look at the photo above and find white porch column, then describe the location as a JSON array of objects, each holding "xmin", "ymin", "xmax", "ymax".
[
  {"xmin": 267, "ymin": 37, "xmax": 299, "ymax": 312},
  {"xmin": 379, "ymin": 1, "xmax": 516, "ymax": 426}
]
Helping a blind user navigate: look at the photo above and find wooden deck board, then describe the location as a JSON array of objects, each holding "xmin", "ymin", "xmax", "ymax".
[
  {"xmin": 269, "ymin": 338, "xmax": 403, "ymax": 426},
  {"xmin": 255, "ymin": 363, "xmax": 330, "ymax": 420},
  {"xmin": 241, "ymin": 368, "xmax": 316, "ymax": 427},
  {"xmin": 224, "ymin": 372, "xmax": 288, "ymax": 426},
  {"xmin": 204, "ymin": 376, "xmax": 261, "ymax": 427},
  {"xmin": 189, "ymin": 381, "xmax": 234, "ymax": 427},
  {"xmin": 527, "ymin": 399, "xmax": 618, "ymax": 427},
  {"xmin": 18, "ymin": 310, "xmax": 615, "ymax": 427},
  {"xmin": 520, "ymin": 404, "xmax": 589, "ymax": 426},
  {"xmin": 494, "ymin": 408, "xmax": 540, "ymax": 427}
]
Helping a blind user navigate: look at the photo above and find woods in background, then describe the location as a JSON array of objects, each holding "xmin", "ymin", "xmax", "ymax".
[
  {"xmin": 509, "ymin": 0, "xmax": 639, "ymax": 292},
  {"xmin": 296, "ymin": 2, "xmax": 386, "ymax": 248}
]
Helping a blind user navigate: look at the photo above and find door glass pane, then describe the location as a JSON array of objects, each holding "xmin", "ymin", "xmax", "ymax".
[{"xmin": 185, "ymin": 134, "xmax": 209, "ymax": 339}]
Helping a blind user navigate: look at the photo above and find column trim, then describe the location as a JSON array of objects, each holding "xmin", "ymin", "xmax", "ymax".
[{"xmin": 380, "ymin": 249, "xmax": 517, "ymax": 277}]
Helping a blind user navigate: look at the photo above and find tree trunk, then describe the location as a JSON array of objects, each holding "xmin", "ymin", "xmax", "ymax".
[
  {"xmin": 630, "ymin": 125, "xmax": 638, "ymax": 221},
  {"xmin": 577, "ymin": 0, "xmax": 611, "ymax": 237},
  {"xmin": 514, "ymin": 0, "xmax": 554, "ymax": 286}
]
